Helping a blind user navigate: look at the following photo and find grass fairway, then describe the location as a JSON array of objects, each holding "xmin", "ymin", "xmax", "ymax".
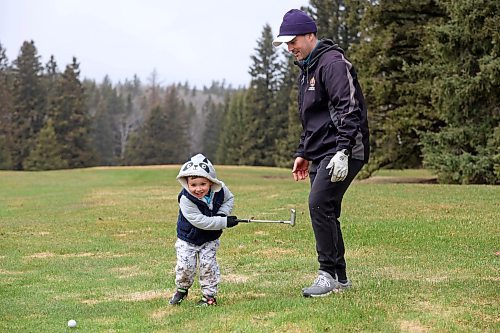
[{"xmin": 0, "ymin": 166, "xmax": 498, "ymax": 332}]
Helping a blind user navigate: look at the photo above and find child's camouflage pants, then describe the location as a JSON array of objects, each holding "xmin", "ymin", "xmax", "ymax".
[{"xmin": 174, "ymin": 238, "xmax": 220, "ymax": 297}]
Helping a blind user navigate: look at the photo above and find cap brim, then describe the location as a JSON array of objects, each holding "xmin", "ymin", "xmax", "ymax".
[{"xmin": 272, "ymin": 35, "xmax": 296, "ymax": 47}]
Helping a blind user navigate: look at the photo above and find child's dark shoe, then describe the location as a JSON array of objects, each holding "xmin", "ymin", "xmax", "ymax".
[
  {"xmin": 197, "ymin": 296, "xmax": 217, "ymax": 306},
  {"xmin": 169, "ymin": 288, "xmax": 188, "ymax": 305}
]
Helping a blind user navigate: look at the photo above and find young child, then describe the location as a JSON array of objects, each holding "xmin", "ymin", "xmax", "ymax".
[{"xmin": 169, "ymin": 153, "xmax": 239, "ymax": 306}]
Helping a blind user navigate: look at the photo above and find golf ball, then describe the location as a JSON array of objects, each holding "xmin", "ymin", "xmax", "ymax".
[{"xmin": 67, "ymin": 319, "xmax": 77, "ymax": 328}]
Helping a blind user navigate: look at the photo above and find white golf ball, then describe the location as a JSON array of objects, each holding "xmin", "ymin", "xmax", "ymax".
[{"xmin": 67, "ymin": 319, "xmax": 77, "ymax": 328}]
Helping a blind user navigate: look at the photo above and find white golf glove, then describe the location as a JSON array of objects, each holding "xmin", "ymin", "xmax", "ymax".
[{"xmin": 326, "ymin": 150, "xmax": 349, "ymax": 182}]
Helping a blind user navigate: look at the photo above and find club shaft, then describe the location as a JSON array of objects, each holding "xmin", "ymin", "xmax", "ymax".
[
  {"xmin": 235, "ymin": 209, "xmax": 296, "ymax": 226},
  {"xmin": 240, "ymin": 219, "xmax": 290, "ymax": 224},
  {"xmin": 251, "ymin": 219, "xmax": 290, "ymax": 223}
]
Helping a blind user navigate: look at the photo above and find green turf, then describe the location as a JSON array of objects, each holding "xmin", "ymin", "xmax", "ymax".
[{"xmin": 0, "ymin": 166, "xmax": 498, "ymax": 332}]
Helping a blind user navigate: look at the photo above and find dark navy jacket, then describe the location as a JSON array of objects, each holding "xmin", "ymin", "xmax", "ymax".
[
  {"xmin": 295, "ymin": 39, "xmax": 369, "ymax": 163},
  {"xmin": 177, "ymin": 188, "xmax": 225, "ymax": 246}
]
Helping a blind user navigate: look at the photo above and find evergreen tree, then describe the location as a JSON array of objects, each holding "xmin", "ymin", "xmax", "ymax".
[
  {"xmin": 44, "ymin": 55, "xmax": 59, "ymax": 93},
  {"xmin": 23, "ymin": 119, "xmax": 68, "ymax": 170},
  {"xmin": 44, "ymin": 55, "xmax": 60, "ymax": 123},
  {"xmin": 274, "ymin": 53, "xmax": 302, "ymax": 168},
  {"xmin": 146, "ymin": 69, "xmax": 161, "ymax": 110},
  {"xmin": 120, "ymin": 93, "xmax": 134, "ymax": 160},
  {"xmin": 216, "ymin": 90, "xmax": 247, "ymax": 165},
  {"xmin": 108, "ymin": 90, "xmax": 126, "ymax": 162},
  {"xmin": 0, "ymin": 43, "xmax": 14, "ymax": 169},
  {"xmin": 240, "ymin": 24, "xmax": 280, "ymax": 166},
  {"xmin": 51, "ymin": 57, "xmax": 95, "ymax": 168},
  {"xmin": 0, "ymin": 135, "xmax": 11, "ymax": 169},
  {"xmin": 185, "ymin": 101, "xmax": 198, "ymax": 156},
  {"xmin": 202, "ymin": 96, "xmax": 224, "ymax": 161},
  {"xmin": 125, "ymin": 86, "xmax": 189, "ymax": 165},
  {"xmin": 170, "ymin": 87, "xmax": 191, "ymax": 162},
  {"xmin": 91, "ymin": 76, "xmax": 122, "ymax": 165},
  {"xmin": 420, "ymin": 0, "xmax": 500, "ymax": 184},
  {"xmin": 83, "ymin": 78, "xmax": 100, "ymax": 117},
  {"xmin": 10, "ymin": 40, "xmax": 46, "ymax": 170},
  {"xmin": 122, "ymin": 131, "xmax": 142, "ymax": 165},
  {"xmin": 118, "ymin": 75, "xmax": 143, "ymax": 160},
  {"xmin": 274, "ymin": 50, "xmax": 301, "ymax": 168},
  {"xmin": 125, "ymin": 105, "xmax": 166, "ymax": 165},
  {"xmin": 351, "ymin": 0, "xmax": 446, "ymax": 176},
  {"xmin": 306, "ymin": 0, "xmax": 366, "ymax": 51},
  {"xmin": 23, "ymin": 54, "xmax": 66, "ymax": 171}
]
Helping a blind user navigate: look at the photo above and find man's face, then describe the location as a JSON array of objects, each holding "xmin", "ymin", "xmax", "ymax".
[{"xmin": 286, "ymin": 33, "xmax": 316, "ymax": 61}]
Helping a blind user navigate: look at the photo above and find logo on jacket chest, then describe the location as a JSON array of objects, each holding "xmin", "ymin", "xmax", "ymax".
[{"xmin": 308, "ymin": 77, "xmax": 316, "ymax": 91}]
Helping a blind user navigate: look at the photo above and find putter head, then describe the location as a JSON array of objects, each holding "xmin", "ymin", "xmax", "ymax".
[{"xmin": 289, "ymin": 209, "xmax": 296, "ymax": 227}]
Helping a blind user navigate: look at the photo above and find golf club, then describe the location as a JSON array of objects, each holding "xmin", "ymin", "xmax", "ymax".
[{"xmin": 236, "ymin": 209, "xmax": 296, "ymax": 227}]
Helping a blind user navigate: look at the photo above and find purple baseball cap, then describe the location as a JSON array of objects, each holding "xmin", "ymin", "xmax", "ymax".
[{"xmin": 273, "ymin": 9, "xmax": 317, "ymax": 47}]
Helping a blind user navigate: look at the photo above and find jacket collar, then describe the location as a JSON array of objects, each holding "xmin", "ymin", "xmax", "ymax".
[{"xmin": 296, "ymin": 39, "xmax": 345, "ymax": 71}]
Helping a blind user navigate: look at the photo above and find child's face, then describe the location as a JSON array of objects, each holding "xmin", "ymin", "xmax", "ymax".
[{"xmin": 186, "ymin": 176, "xmax": 212, "ymax": 199}]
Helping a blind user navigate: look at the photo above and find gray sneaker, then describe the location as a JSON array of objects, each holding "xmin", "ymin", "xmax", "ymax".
[
  {"xmin": 337, "ymin": 279, "xmax": 352, "ymax": 291},
  {"xmin": 302, "ymin": 271, "xmax": 351, "ymax": 297}
]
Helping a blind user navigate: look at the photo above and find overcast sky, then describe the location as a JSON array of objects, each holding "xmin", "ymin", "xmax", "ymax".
[{"xmin": 0, "ymin": 0, "xmax": 308, "ymax": 88}]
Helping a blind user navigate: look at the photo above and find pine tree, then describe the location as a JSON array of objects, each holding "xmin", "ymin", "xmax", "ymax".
[
  {"xmin": 201, "ymin": 96, "xmax": 223, "ymax": 160},
  {"xmin": 117, "ymin": 75, "xmax": 143, "ymax": 161},
  {"xmin": 125, "ymin": 105, "xmax": 166, "ymax": 165},
  {"xmin": 146, "ymin": 69, "xmax": 161, "ymax": 110},
  {"xmin": 10, "ymin": 40, "xmax": 46, "ymax": 170},
  {"xmin": 185, "ymin": 102, "xmax": 198, "ymax": 156},
  {"xmin": 82, "ymin": 78, "xmax": 100, "ymax": 117},
  {"xmin": 0, "ymin": 43, "xmax": 14, "ymax": 169},
  {"xmin": 307, "ymin": 0, "xmax": 366, "ymax": 51},
  {"xmin": 44, "ymin": 55, "xmax": 60, "ymax": 124},
  {"xmin": 44, "ymin": 55, "xmax": 59, "ymax": 100},
  {"xmin": 91, "ymin": 76, "xmax": 122, "ymax": 165},
  {"xmin": 120, "ymin": 93, "xmax": 134, "ymax": 160},
  {"xmin": 216, "ymin": 90, "xmax": 247, "ymax": 165},
  {"xmin": 168, "ymin": 88, "xmax": 191, "ymax": 162},
  {"xmin": 274, "ymin": 51, "xmax": 302, "ymax": 168},
  {"xmin": 420, "ymin": 0, "xmax": 500, "ymax": 184},
  {"xmin": 51, "ymin": 57, "xmax": 95, "ymax": 168},
  {"xmin": 125, "ymin": 86, "xmax": 190, "ymax": 165},
  {"xmin": 24, "ymin": 54, "xmax": 66, "ymax": 171},
  {"xmin": 240, "ymin": 24, "xmax": 280, "ymax": 166},
  {"xmin": 351, "ymin": 0, "xmax": 446, "ymax": 175},
  {"xmin": 23, "ymin": 119, "xmax": 68, "ymax": 170}
]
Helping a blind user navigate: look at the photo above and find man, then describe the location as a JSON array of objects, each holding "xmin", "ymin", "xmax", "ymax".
[{"xmin": 273, "ymin": 9, "xmax": 369, "ymax": 297}]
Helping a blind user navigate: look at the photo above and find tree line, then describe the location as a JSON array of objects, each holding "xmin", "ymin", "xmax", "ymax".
[
  {"xmin": 0, "ymin": 0, "xmax": 498, "ymax": 184},
  {"xmin": 0, "ymin": 41, "xmax": 228, "ymax": 169}
]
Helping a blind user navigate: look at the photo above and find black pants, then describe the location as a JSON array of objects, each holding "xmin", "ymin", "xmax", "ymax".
[{"xmin": 309, "ymin": 156, "xmax": 364, "ymax": 281}]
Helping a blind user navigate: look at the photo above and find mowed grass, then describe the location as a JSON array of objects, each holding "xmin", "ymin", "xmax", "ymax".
[{"xmin": 0, "ymin": 166, "xmax": 498, "ymax": 332}]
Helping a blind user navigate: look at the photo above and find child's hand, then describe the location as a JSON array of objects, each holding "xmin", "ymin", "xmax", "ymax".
[{"xmin": 226, "ymin": 216, "xmax": 239, "ymax": 228}]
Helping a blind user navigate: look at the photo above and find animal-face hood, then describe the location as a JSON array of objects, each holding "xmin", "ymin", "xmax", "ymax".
[{"xmin": 176, "ymin": 154, "xmax": 223, "ymax": 192}]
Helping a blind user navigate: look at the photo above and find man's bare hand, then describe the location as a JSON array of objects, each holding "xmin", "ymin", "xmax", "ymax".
[{"xmin": 292, "ymin": 157, "xmax": 309, "ymax": 181}]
